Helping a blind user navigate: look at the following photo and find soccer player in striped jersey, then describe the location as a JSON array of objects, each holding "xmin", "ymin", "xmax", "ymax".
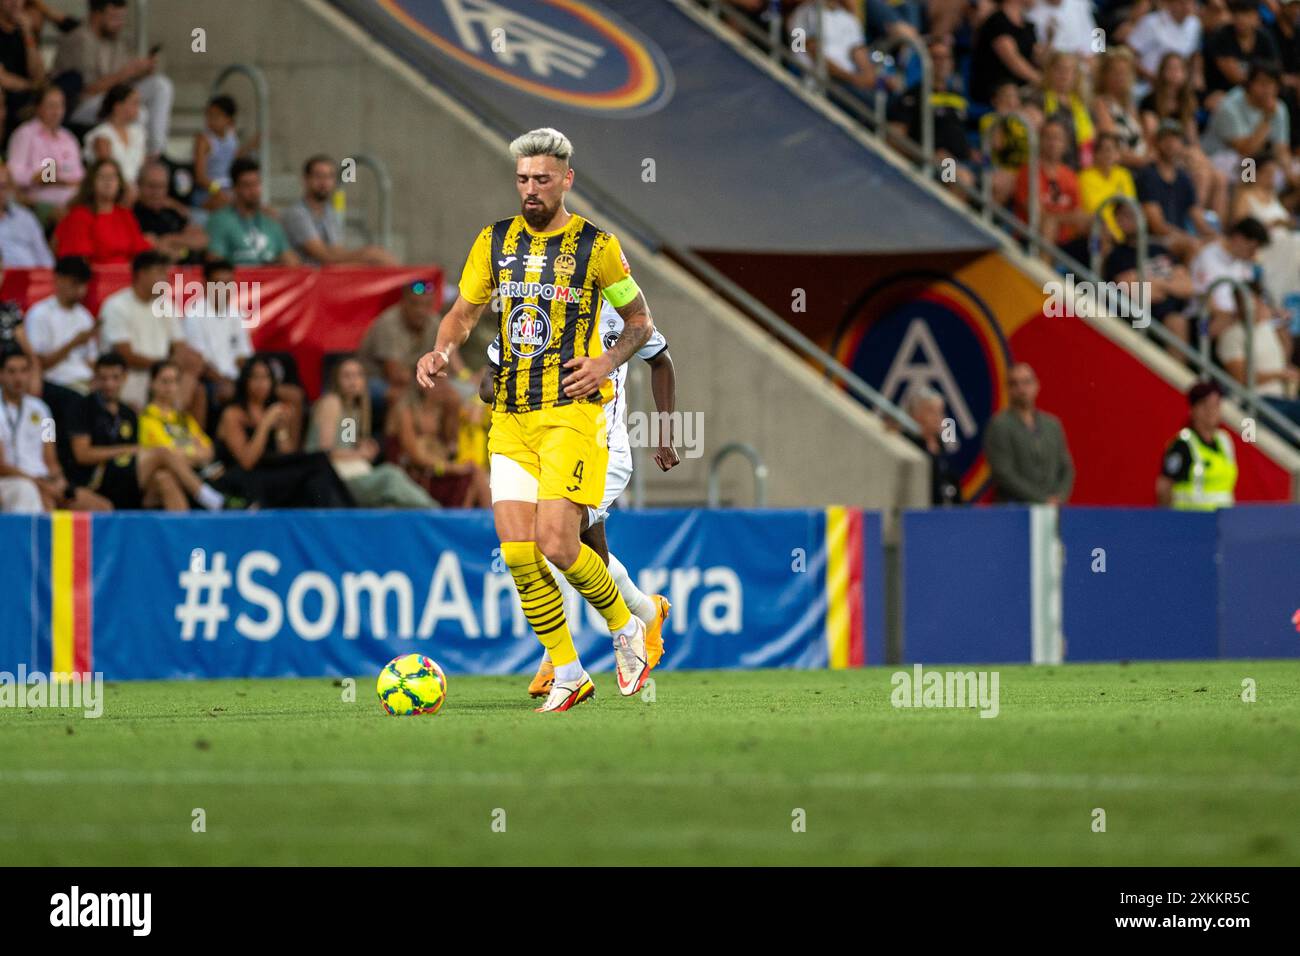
[
  {"xmin": 481, "ymin": 293, "xmax": 679, "ymax": 699},
  {"xmin": 417, "ymin": 128, "xmax": 659, "ymax": 712}
]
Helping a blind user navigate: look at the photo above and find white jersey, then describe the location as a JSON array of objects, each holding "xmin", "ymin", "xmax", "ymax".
[{"xmin": 487, "ymin": 297, "xmax": 667, "ymax": 455}]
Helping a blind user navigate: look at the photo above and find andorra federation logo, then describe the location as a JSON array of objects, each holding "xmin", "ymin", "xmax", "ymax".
[
  {"xmin": 832, "ymin": 272, "xmax": 1011, "ymax": 501},
  {"xmin": 377, "ymin": 0, "xmax": 674, "ymax": 116},
  {"xmin": 508, "ymin": 302, "xmax": 553, "ymax": 356}
]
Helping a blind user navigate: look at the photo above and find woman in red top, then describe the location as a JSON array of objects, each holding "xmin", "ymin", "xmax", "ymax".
[{"xmin": 53, "ymin": 158, "xmax": 153, "ymax": 265}]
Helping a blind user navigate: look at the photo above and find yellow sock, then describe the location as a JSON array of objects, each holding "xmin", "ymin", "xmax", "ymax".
[
  {"xmin": 500, "ymin": 541, "xmax": 578, "ymax": 667},
  {"xmin": 562, "ymin": 544, "xmax": 632, "ymax": 634}
]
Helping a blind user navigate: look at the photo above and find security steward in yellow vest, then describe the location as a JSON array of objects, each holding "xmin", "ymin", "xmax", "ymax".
[{"xmin": 1156, "ymin": 381, "xmax": 1238, "ymax": 511}]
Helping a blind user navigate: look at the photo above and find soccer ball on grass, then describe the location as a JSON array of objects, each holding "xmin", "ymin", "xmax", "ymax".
[{"xmin": 377, "ymin": 654, "xmax": 447, "ymax": 716}]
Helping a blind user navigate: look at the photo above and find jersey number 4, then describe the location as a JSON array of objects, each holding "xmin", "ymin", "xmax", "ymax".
[{"xmin": 565, "ymin": 460, "xmax": 585, "ymax": 493}]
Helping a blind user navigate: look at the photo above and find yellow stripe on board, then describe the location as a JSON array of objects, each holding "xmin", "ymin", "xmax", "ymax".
[
  {"xmin": 825, "ymin": 506, "xmax": 849, "ymax": 669},
  {"xmin": 51, "ymin": 511, "xmax": 74, "ymax": 674}
]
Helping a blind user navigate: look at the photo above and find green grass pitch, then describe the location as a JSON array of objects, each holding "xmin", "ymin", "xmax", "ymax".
[{"xmin": 2, "ymin": 662, "xmax": 1297, "ymax": 865}]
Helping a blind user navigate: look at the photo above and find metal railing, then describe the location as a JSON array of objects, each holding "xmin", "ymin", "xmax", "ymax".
[
  {"xmin": 349, "ymin": 153, "xmax": 394, "ymax": 251},
  {"xmin": 1088, "ymin": 195, "xmax": 1148, "ymax": 286},
  {"xmin": 686, "ymin": 1, "xmax": 1300, "ymax": 448},
  {"xmin": 980, "ymin": 112, "xmax": 1039, "ymax": 252},
  {"xmin": 211, "ymin": 64, "xmax": 271, "ymax": 198},
  {"xmin": 870, "ymin": 33, "xmax": 933, "ymax": 174},
  {"xmin": 707, "ymin": 442, "xmax": 769, "ymax": 507},
  {"xmin": 135, "ymin": 0, "xmax": 150, "ymax": 57},
  {"xmin": 1199, "ymin": 278, "xmax": 1257, "ymax": 419}
]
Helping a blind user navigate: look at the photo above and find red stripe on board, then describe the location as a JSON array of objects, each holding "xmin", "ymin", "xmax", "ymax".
[
  {"xmin": 847, "ymin": 509, "xmax": 865, "ymax": 667},
  {"xmin": 72, "ymin": 512, "xmax": 92, "ymax": 675}
]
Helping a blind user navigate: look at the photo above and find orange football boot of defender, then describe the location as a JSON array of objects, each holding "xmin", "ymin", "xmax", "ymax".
[
  {"xmin": 645, "ymin": 595, "xmax": 671, "ymax": 670},
  {"xmin": 527, "ymin": 659, "xmax": 555, "ymax": 698}
]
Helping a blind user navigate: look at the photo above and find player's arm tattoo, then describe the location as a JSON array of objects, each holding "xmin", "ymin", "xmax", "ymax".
[{"xmin": 604, "ymin": 293, "xmax": 654, "ymax": 370}]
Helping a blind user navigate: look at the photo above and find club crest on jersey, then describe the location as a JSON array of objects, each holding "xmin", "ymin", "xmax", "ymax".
[
  {"xmin": 508, "ymin": 303, "xmax": 553, "ymax": 356},
  {"xmin": 553, "ymin": 253, "xmax": 577, "ymax": 279},
  {"xmin": 602, "ymin": 330, "xmax": 619, "ymax": 351}
]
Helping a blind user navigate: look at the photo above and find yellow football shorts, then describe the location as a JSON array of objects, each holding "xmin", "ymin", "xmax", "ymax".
[{"xmin": 487, "ymin": 402, "xmax": 608, "ymax": 508}]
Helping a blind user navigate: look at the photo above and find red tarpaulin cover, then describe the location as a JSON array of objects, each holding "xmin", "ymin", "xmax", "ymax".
[{"xmin": 2, "ymin": 265, "xmax": 444, "ymax": 398}]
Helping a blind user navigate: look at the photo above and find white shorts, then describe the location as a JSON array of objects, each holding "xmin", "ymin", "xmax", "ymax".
[{"xmin": 587, "ymin": 442, "xmax": 632, "ymax": 528}]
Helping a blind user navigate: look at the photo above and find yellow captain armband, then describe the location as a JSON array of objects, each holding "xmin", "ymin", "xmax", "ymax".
[{"xmin": 602, "ymin": 276, "xmax": 640, "ymax": 309}]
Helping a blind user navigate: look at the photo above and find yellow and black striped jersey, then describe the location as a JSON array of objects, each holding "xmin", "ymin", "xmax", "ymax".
[{"xmin": 458, "ymin": 214, "xmax": 640, "ymax": 414}]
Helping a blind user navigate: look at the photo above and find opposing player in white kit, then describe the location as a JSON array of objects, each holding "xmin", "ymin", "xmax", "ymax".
[{"xmin": 481, "ymin": 295, "xmax": 679, "ymax": 697}]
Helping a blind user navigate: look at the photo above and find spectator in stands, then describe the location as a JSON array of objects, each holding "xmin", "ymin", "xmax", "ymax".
[
  {"xmin": 1125, "ymin": 0, "xmax": 1203, "ymax": 88},
  {"xmin": 904, "ymin": 386, "xmax": 962, "ymax": 506},
  {"xmin": 7, "ymin": 84, "xmax": 84, "ymax": 220},
  {"xmin": 1103, "ymin": 200, "xmax": 1195, "ymax": 349},
  {"xmin": 791, "ymin": 0, "xmax": 896, "ymax": 97},
  {"xmin": 0, "ymin": 249, "xmax": 25, "ymax": 362},
  {"xmin": 98, "ymin": 249, "xmax": 203, "ymax": 412},
  {"xmin": 1137, "ymin": 121, "xmax": 1216, "ymax": 260},
  {"xmin": 1156, "ymin": 381, "xmax": 1238, "ymax": 509},
  {"xmin": 970, "ymin": 0, "xmax": 1042, "ymax": 104},
  {"xmin": 1202, "ymin": 0, "xmax": 1281, "ymax": 107},
  {"xmin": 1092, "ymin": 48, "xmax": 1149, "ymax": 168},
  {"xmin": 886, "ymin": 37, "xmax": 974, "ymax": 188},
  {"xmin": 1230, "ymin": 150, "xmax": 1300, "ymax": 304},
  {"xmin": 205, "ymin": 158, "xmax": 300, "ymax": 267},
  {"xmin": 190, "ymin": 94, "xmax": 249, "ymax": 221},
  {"xmin": 0, "ymin": 348, "xmax": 107, "ymax": 510},
  {"xmin": 1035, "ymin": 50, "xmax": 1095, "ymax": 167},
  {"xmin": 1216, "ymin": 282, "xmax": 1300, "ymax": 428},
  {"xmin": 0, "ymin": 0, "xmax": 46, "ymax": 140},
  {"xmin": 23, "ymin": 255, "xmax": 95, "ymax": 395},
  {"xmin": 984, "ymin": 362, "xmax": 1074, "ymax": 504},
  {"xmin": 1079, "ymin": 132, "xmax": 1137, "ymax": 239},
  {"xmin": 22, "ymin": 1, "xmax": 77, "ymax": 37},
  {"xmin": 282, "ymin": 155, "xmax": 397, "ymax": 266},
  {"xmin": 83, "ymin": 82, "xmax": 145, "ymax": 191},
  {"xmin": 358, "ymin": 279, "xmax": 441, "ymax": 409},
  {"xmin": 863, "ymin": 0, "xmax": 926, "ymax": 45},
  {"xmin": 1272, "ymin": 0, "xmax": 1300, "ymax": 98},
  {"xmin": 1191, "ymin": 215, "xmax": 1270, "ymax": 338},
  {"xmin": 1139, "ymin": 53, "xmax": 1230, "ymax": 225},
  {"xmin": 1026, "ymin": 0, "xmax": 1099, "ymax": 63},
  {"xmin": 1203, "ymin": 62, "xmax": 1293, "ymax": 181},
  {"xmin": 389, "ymin": 382, "xmax": 490, "ymax": 508},
  {"xmin": 53, "ymin": 0, "xmax": 173, "ymax": 157},
  {"xmin": 137, "ymin": 359, "xmax": 239, "ymax": 510},
  {"xmin": 133, "ymin": 159, "xmax": 207, "ymax": 262},
  {"xmin": 1014, "ymin": 117, "xmax": 1091, "ymax": 258},
  {"xmin": 980, "ymin": 81, "xmax": 1035, "ymax": 206},
  {"xmin": 0, "ymin": 160, "xmax": 53, "ymax": 267},
  {"xmin": 54, "ymin": 157, "xmax": 151, "ymax": 264},
  {"xmin": 215, "ymin": 355, "xmax": 353, "ymax": 509},
  {"xmin": 0, "ymin": 466, "xmax": 40, "ymax": 511},
  {"xmin": 183, "ymin": 258, "xmax": 252, "ymax": 414},
  {"xmin": 307, "ymin": 355, "xmax": 436, "ymax": 508},
  {"xmin": 68, "ymin": 352, "xmax": 208, "ymax": 511}
]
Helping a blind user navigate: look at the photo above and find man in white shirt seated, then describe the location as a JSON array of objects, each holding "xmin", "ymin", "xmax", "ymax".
[
  {"xmin": 1191, "ymin": 216, "xmax": 1270, "ymax": 339},
  {"xmin": 23, "ymin": 256, "xmax": 98, "ymax": 396},
  {"xmin": 0, "ymin": 348, "xmax": 109, "ymax": 512}
]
